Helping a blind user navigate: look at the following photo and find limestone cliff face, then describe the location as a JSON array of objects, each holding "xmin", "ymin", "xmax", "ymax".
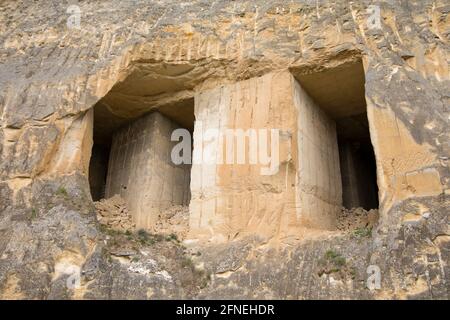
[{"xmin": 0, "ymin": 0, "xmax": 448, "ymax": 299}]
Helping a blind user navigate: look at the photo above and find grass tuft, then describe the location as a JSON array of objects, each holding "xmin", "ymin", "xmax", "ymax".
[{"xmin": 353, "ymin": 227, "xmax": 372, "ymax": 238}]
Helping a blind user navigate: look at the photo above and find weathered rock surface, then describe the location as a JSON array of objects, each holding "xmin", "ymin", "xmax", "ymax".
[{"xmin": 0, "ymin": 0, "xmax": 448, "ymax": 299}]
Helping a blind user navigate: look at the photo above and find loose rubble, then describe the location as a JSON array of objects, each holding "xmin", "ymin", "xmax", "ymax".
[
  {"xmin": 152, "ymin": 205, "xmax": 190, "ymax": 239},
  {"xmin": 95, "ymin": 195, "xmax": 189, "ymax": 239},
  {"xmin": 337, "ymin": 207, "xmax": 379, "ymax": 231},
  {"xmin": 94, "ymin": 195, "xmax": 135, "ymax": 232}
]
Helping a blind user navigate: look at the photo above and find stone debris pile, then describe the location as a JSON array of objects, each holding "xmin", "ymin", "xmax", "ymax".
[
  {"xmin": 152, "ymin": 205, "xmax": 190, "ymax": 239},
  {"xmin": 95, "ymin": 195, "xmax": 135, "ymax": 232},
  {"xmin": 337, "ymin": 207, "xmax": 379, "ymax": 231}
]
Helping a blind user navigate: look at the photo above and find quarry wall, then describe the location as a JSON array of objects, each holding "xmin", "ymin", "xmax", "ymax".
[{"xmin": 0, "ymin": 0, "xmax": 448, "ymax": 299}]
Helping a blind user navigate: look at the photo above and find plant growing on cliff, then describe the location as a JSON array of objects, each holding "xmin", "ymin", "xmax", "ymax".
[
  {"xmin": 353, "ymin": 227, "xmax": 372, "ymax": 239},
  {"xmin": 137, "ymin": 229, "xmax": 164, "ymax": 245},
  {"xmin": 324, "ymin": 250, "xmax": 346, "ymax": 267},
  {"xmin": 318, "ymin": 249, "xmax": 349, "ymax": 277},
  {"xmin": 167, "ymin": 233, "xmax": 179, "ymax": 242},
  {"xmin": 56, "ymin": 186, "xmax": 68, "ymax": 198},
  {"xmin": 30, "ymin": 208, "xmax": 37, "ymax": 220}
]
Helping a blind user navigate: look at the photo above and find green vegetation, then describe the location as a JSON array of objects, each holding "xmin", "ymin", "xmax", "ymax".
[
  {"xmin": 353, "ymin": 227, "xmax": 372, "ymax": 239},
  {"xmin": 325, "ymin": 249, "xmax": 346, "ymax": 267},
  {"xmin": 166, "ymin": 233, "xmax": 179, "ymax": 242},
  {"xmin": 30, "ymin": 208, "xmax": 37, "ymax": 220},
  {"xmin": 137, "ymin": 229, "xmax": 164, "ymax": 245},
  {"xmin": 99, "ymin": 226, "xmax": 173, "ymax": 246},
  {"xmin": 56, "ymin": 186, "xmax": 68, "ymax": 197},
  {"xmin": 98, "ymin": 224, "xmax": 211, "ymax": 292},
  {"xmin": 317, "ymin": 249, "xmax": 348, "ymax": 277}
]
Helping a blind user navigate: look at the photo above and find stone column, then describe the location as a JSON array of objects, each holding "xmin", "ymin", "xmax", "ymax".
[
  {"xmin": 293, "ymin": 80, "xmax": 342, "ymax": 230},
  {"xmin": 105, "ymin": 112, "xmax": 191, "ymax": 230},
  {"xmin": 189, "ymin": 71, "xmax": 342, "ymax": 242}
]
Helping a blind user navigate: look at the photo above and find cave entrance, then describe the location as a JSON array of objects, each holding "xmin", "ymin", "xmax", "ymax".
[
  {"xmin": 293, "ymin": 59, "xmax": 379, "ymax": 215},
  {"xmin": 88, "ymin": 96, "xmax": 194, "ymax": 229},
  {"xmin": 336, "ymin": 115, "xmax": 379, "ymax": 210}
]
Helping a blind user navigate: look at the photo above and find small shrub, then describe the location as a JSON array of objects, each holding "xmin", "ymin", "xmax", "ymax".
[
  {"xmin": 56, "ymin": 186, "xmax": 68, "ymax": 197},
  {"xmin": 353, "ymin": 227, "xmax": 372, "ymax": 238},
  {"xmin": 30, "ymin": 208, "xmax": 37, "ymax": 220},
  {"xmin": 137, "ymin": 229, "xmax": 150, "ymax": 244},
  {"xmin": 167, "ymin": 233, "xmax": 179, "ymax": 242},
  {"xmin": 136, "ymin": 229, "xmax": 164, "ymax": 245},
  {"xmin": 137, "ymin": 229, "xmax": 148, "ymax": 238},
  {"xmin": 325, "ymin": 250, "xmax": 346, "ymax": 266},
  {"xmin": 325, "ymin": 249, "xmax": 339, "ymax": 260},
  {"xmin": 334, "ymin": 255, "xmax": 346, "ymax": 267}
]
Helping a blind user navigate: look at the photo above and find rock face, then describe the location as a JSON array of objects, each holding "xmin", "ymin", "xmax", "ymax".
[{"xmin": 0, "ymin": 0, "xmax": 449, "ymax": 299}]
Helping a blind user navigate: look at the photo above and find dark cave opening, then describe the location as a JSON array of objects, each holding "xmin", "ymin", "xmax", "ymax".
[
  {"xmin": 336, "ymin": 113, "xmax": 379, "ymax": 210},
  {"xmin": 88, "ymin": 96, "xmax": 195, "ymax": 218},
  {"xmin": 88, "ymin": 143, "xmax": 111, "ymax": 201},
  {"xmin": 293, "ymin": 60, "xmax": 379, "ymax": 212}
]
